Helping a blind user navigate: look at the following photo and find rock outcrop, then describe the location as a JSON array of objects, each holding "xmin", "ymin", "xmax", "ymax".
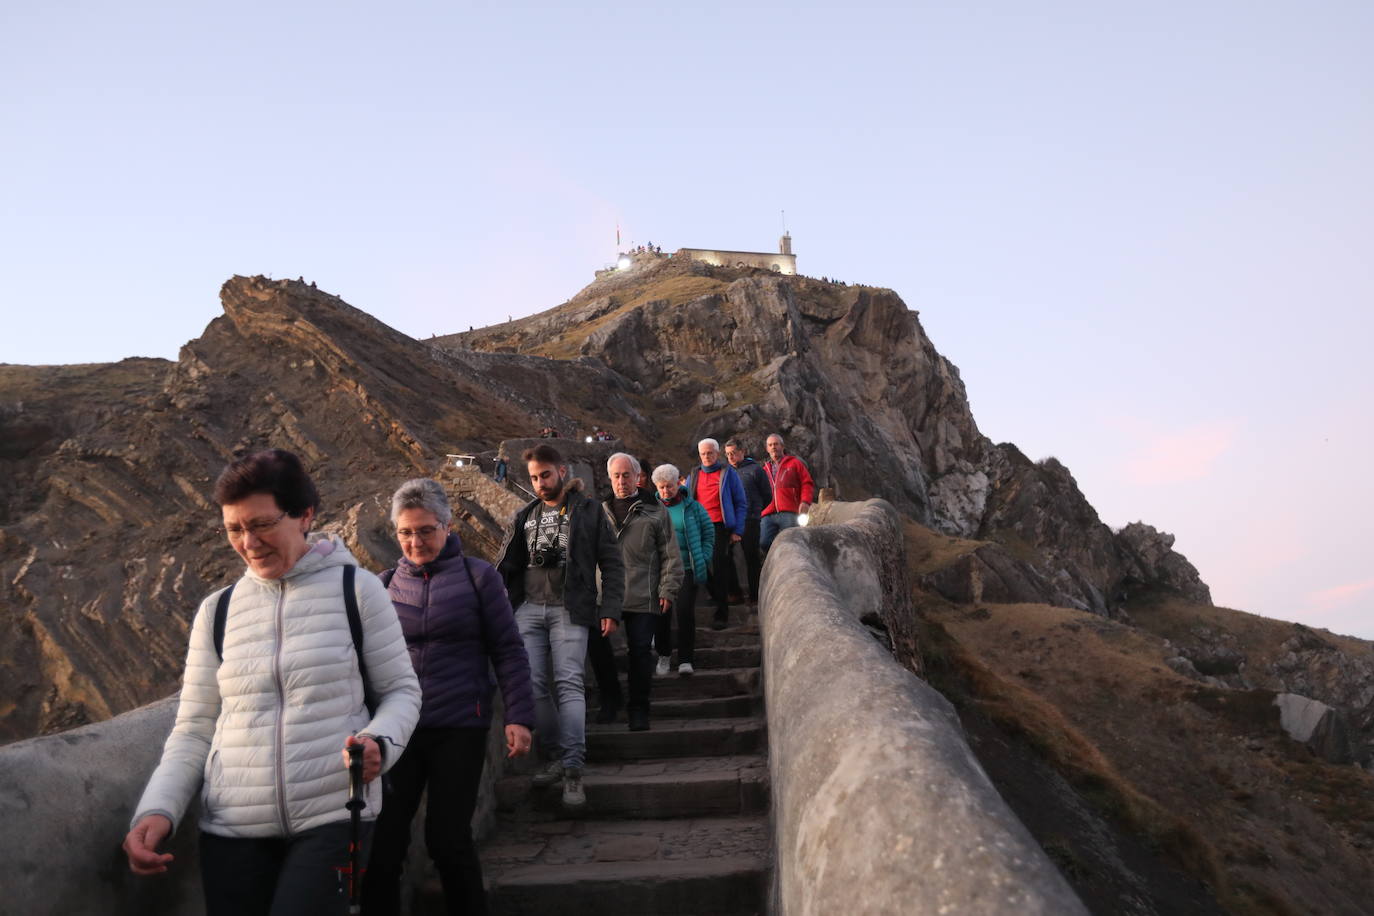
[
  {"xmin": 2, "ymin": 266, "xmax": 1207, "ymax": 742},
  {"xmin": 0, "ymin": 277, "xmax": 648, "ymax": 742},
  {"xmin": 445, "ymin": 257, "xmax": 1209, "ymax": 617}
]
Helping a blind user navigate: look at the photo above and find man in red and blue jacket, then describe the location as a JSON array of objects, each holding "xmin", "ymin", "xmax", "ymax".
[
  {"xmin": 687, "ymin": 437, "xmax": 747, "ymax": 630},
  {"xmin": 761, "ymin": 433, "xmax": 816, "ymax": 552}
]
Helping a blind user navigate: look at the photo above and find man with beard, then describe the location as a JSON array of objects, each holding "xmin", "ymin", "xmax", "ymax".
[
  {"xmin": 588, "ymin": 453, "xmax": 682, "ymax": 731},
  {"xmin": 497, "ymin": 445, "xmax": 623, "ymax": 810}
]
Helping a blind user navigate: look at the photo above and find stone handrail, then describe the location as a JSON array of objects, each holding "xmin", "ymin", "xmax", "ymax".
[
  {"xmin": 759, "ymin": 499, "xmax": 1087, "ymax": 915},
  {"xmin": 0, "ymin": 694, "xmax": 509, "ymax": 914}
]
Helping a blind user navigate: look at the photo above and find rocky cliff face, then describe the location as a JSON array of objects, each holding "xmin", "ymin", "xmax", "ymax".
[
  {"xmin": 1, "ymin": 264, "xmax": 1208, "ymax": 741},
  {"xmin": 443, "ymin": 254, "xmax": 1210, "ymax": 615},
  {"xmin": 0, "ymin": 276, "xmax": 647, "ymax": 741}
]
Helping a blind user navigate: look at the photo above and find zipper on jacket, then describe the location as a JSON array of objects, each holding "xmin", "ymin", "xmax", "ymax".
[{"xmin": 272, "ymin": 579, "xmax": 292, "ymax": 837}]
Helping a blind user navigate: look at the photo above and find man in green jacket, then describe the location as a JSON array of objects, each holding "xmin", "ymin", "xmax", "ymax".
[{"xmin": 588, "ymin": 453, "xmax": 683, "ymax": 731}]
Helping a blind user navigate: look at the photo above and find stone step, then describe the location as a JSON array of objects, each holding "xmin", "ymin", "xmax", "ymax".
[
  {"xmin": 498, "ymin": 755, "xmax": 769, "ymax": 819},
  {"xmin": 690, "ymin": 626, "xmax": 762, "ymax": 649},
  {"xmin": 589, "ymin": 693, "xmax": 757, "ymax": 723},
  {"xmin": 477, "ymin": 815, "xmax": 770, "ymax": 916},
  {"xmin": 612, "ymin": 645, "xmax": 761, "ymax": 671},
  {"xmin": 590, "ymin": 666, "xmax": 759, "ymax": 702},
  {"xmin": 587, "ymin": 717, "xmax": 766, "ymax": 762}
]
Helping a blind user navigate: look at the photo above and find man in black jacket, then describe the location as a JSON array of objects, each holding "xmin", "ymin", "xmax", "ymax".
[
  {"xmin": 725, "ymin": 438, "xmax": 771, "ymax": 612},
  {"xmin": 497, "ymin": 444, "xmax": 624, "ymax": 809}
]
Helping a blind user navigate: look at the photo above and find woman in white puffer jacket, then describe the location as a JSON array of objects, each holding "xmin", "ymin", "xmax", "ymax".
[{"xmin": 122, "ymin": 449, "xmax": 421, "ymax": 915}]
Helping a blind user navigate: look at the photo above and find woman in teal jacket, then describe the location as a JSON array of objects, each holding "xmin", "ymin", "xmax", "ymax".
[{"xmin": 651, "ymin": 463, "xmax": 714, "ymax": 676}]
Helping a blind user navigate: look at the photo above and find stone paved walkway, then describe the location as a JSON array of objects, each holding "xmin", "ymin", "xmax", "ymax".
[{"xmin": 472, "ymin": 606, "xmax": 770, "ymax": 916}]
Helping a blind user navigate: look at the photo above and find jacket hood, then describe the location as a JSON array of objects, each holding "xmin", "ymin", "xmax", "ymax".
[
  {"xmin": 396, "ymin": 531, "xmax": 465, "ymax": 577},
  {"xmin": 241, "ymin": 532, "xmax": 360, "ymax": 585}
]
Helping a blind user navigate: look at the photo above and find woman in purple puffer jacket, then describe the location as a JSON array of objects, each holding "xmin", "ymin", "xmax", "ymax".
[{"xmin": 362, "ymin": 478, "xmax": 535, "ymax": 916}]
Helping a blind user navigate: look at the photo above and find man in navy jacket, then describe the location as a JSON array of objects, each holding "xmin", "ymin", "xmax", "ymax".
[{"xmin": 687, "ymin": 438, "xmax": 747, "ymax": 630}]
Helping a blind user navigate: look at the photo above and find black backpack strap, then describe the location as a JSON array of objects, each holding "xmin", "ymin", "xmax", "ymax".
[
  {"xmin": 342, "ymin": 565, "xmax": 378, "ymax": 718},
  {"xmin": 380, "ymin": 568, "xmax": 395, "ymax": 588},
  {"xmin": 213, "ymin": 583, "xmax": 235, "ymax": 661}
]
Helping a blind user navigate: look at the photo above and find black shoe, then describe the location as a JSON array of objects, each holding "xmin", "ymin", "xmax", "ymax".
[
  {"xmin": 595, "ymin": 700, "xmax": 621, "ymax": 724},
  {"xmin": 628, "ymin": 709, "xmax": 650, "ymax": 731},
  {"xmin": 711, "ymin": 616, "xmax": 728, "ymax": 630}
]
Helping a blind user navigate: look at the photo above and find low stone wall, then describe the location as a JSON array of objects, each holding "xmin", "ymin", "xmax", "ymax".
[
  {"xmin": 0, "ymin": 692, "xmax": 510, "ymax": 914},
  {"xmin": 759, "ymin": 499, "xmax": 1087, "ymax": 915}
]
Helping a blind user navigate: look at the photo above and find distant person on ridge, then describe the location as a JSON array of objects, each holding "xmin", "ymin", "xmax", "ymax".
[
  {"xmin": 496, "ymin": 444, "xmax": 623, "ymax": 811},
  {"xmin": 687, "ymin": 438, "xmax": 746, "ymax": 630},
  {"xmin": 652, "ymin": 464, "xmax": 714, "ymax": 676},
  {"xmin": 724, "ymin": 437, "xmax": 771, "ymax": 612},
  {"xmin": 760, "ymin": 433, "xmax": 815, "ymax": 552},
  {"xmin": 588, "ymin": 454, "xmax": 682, "ymax": 730}
]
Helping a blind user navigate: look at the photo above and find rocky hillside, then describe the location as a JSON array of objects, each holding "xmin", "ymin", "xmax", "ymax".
[
  {"xmin": 442, "ymin": 252, "xmax": 1209, "ymax": 613},
  {"xmin": 0, "ymin": 276, "xmax": 650, "ymax": 741}
]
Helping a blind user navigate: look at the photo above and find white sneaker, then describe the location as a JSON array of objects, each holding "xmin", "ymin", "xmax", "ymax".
[
  {"xmin": 655, "ymin": 655, "xmax": 671, "ymax": 677},
  {"xmin": 562, "ymin": 767, "xmax": 586, "ymax": 809},
  {"xmin": 678, "ymin": 662, "xmax": 694, "ymax": 676}
]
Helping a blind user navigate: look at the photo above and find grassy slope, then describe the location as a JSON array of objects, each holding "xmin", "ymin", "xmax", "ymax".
[{"xmin": 903, "ymin": 520, "xmax": 1374, "ymax": 916}]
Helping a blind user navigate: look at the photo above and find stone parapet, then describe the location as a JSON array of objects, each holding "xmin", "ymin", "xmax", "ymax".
[
  {"xmin": 0, "ymin": 692, "xmax": 510, "ymax": 914},
  {"xmin": 759, "ymin": 499, "xmax": 1087, "ymax": 915}
]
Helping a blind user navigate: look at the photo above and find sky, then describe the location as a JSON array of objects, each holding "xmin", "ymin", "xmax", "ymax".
[{"xmin": 2, "ymin": 1, "xmax": 1371, "ymax": 637}]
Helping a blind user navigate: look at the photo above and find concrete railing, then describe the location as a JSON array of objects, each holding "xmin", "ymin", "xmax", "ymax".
[
  {"xmin": 0, "ymin": 694, "xmax": 510, "ymax": 914},
  {"xmin": 759, "ymin": 499, "xmax": 1087, "ymax": 915}
]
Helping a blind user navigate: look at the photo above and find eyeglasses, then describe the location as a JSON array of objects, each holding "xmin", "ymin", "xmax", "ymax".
[
  {"xmin": 397, "ymin": 525, "xmax": 442, "ymax": 541},
  {"xmin": 218, "ymin": 512, "xmax": 288, "ymax": 540}
]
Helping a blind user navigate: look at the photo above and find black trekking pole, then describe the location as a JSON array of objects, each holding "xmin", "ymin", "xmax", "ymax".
[{"xmin": 345, "ymin": 741, "xmax": 365, "ymax": 914}]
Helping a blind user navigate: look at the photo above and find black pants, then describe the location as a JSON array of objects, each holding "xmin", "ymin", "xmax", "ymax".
[
  {"xmin": 200, "ymin": 819, "xmax": 374, "ymax": 916},
  {"xmin": 589, "ymin": 611, "xmax": 658, "ymax": 713},
  {"xmin": 655, "ymin": 570, "xmax": 698, "ymax": 664},
  {"xmin": 726, "ymin": 516, "xmax": 761, "ymax": 603},
  {"xmin": 361, "ymin": 727, "xmax": 489, "ymax": 916},
  {"xmin": 708, "ymin": 522, "xmax": 733, "ymax": 622}
]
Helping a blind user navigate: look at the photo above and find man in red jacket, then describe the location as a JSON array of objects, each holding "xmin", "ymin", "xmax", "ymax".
[{"xmin": 760, "ymin": 433, "xmax": 816, "ymax": 551}]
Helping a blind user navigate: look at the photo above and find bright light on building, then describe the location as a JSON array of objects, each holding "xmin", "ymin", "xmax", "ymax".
[
  {"xmin": 585, "ymin": 436, "xmax": 594, "ymax": 443},
  {"xmin": 617, "ymin": 256, "xmax": 632, "ymax": 270}
]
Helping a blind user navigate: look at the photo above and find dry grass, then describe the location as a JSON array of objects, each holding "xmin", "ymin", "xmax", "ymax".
[
  {"xmin": 1126, "ymin": 592, "xmax": 1373, "ymax": 662},
  {"xmin": 915, "ymin": 592, "xmax": 1374, "ymax": 915},
  {"xmin": 901, "ymin": 518, "xmax": 983, "ymax": 576}
]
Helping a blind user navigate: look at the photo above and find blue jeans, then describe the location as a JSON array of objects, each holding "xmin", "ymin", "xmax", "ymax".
[
  {"xmin": 760, "ymin": 511, "xmax": 799, "ymax": 551},
  {"xmin": 515, "ymin": 601, "xmax": 590, "ymax": 770}
]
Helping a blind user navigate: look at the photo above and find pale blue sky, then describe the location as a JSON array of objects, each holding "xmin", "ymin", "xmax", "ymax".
[{"xmin": 3, "ymin": 2, "xmax": 1371, "ymax": 636}]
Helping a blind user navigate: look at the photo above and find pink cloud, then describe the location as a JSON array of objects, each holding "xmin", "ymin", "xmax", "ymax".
[
  {"xmin": 1307, "ymin": 578, "xmax": 1374, "ymax": 607},
  {"xmin": 1122, "ymin": 421, "xmax": 1240, "ymax": 485}
]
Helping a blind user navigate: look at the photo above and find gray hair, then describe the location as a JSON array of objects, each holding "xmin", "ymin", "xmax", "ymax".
[
  {"xmin": 606, "ymin": 452, "xmax": 640, "ymax": 475},
  {"xmin": 697, "ymin": 437, "xmax": 720, "ymax": 452},
  {"xmin": 651, "ymin": 463, "xmax": 681, "ymax": 486},
  {"xmin": 390, "ymin": 477, "xmax": 453, "ymax": 525},
  {"xmin": 766, "ymin": 433, "xmax": 785, "ymax": 446}
]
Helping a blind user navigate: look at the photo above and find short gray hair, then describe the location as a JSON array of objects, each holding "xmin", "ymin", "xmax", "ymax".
[
  {"xmin": 651, "ymin": 463, "xmax": 681, "ymax": 486},
  {"xmin": 607, "ymin": 452, "xmax": 640, "ymax": 475},
  {"xmin": 766, "ymin": 433, "xmax": 785, "ymax": 446},
  {"xmin": 697, "ymin": 437, "xmax": 720, "ymax": 452},
  {"xmin": 390, "ymin": 477, "xmax": 452, "ymax": 525}
]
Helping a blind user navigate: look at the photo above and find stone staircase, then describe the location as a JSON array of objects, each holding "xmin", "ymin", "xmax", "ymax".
[{"xmin": 463, "ymin": 607, "xmax": 771, "ymax": 916}]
